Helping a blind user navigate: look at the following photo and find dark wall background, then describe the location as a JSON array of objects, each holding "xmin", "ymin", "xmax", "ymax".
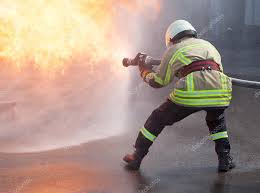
[{"xmin": 137, "ymin": 0, "xmax": 260, "ymax": 78}]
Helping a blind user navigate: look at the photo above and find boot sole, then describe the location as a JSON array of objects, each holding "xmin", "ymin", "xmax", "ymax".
[
  {"xmin": 123, "ymin": 158, "xmax": 141, "ymax": 170},
  {"xmin": 218, "ymin": 163, "xmax": 236, "ymax": 173},
  {"xmin": 125, "ymin": 164, "xmax": 140, "ymax": 171}
]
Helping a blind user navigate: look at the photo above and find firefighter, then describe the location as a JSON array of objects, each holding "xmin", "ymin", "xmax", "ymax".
[{"xmin": 123, "ymin": 20, "xmax": 235, "ymax": 172}]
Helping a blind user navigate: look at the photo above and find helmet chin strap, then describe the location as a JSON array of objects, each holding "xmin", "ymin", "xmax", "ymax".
[
  {"xmin": 170, "ymin": 38, "xmax": 179, "ymax": 45},
  {"xmin": 169, "ymin": 34, "xmax": 196, "ymax": 46}
]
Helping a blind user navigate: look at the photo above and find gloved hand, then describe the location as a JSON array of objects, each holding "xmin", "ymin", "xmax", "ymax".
[
  {"xmin": 134, "ymin": 53, "xmax": 147, "ymax": 66},
  {"xmin": 134, "ymin": 53, "xmax": 153, "ymax": 80}
]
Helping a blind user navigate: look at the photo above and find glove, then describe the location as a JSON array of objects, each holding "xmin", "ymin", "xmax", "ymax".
[
  {"xmin": 134, "ymin": 53, "xmax": 153, "ymax": 80},
  {"xmin": 133, "ymin": 53, "xmax": 147, "ymax": 66},
  {"xmin": 139, "ymin": 63, "xmax": 153, "ymax": 80}
]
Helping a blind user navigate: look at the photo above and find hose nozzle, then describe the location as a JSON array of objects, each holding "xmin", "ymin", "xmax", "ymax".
[{"xmin": 122, "ymin": 58, "xmax": 137, "ymax": 67}]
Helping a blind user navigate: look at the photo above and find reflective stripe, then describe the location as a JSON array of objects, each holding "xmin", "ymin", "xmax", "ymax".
[
  {"xmin": 220, "ymin": 74, "xmax": 228, "ymax": 90},
  {"xmin": 154, "ymin": 74, "xmax": 164, "ymax": 85},
  {"xmin": 210, "ymin": 131, "xmax": 228, "ymax": 141},
  {"xmin": 225, "ymin": 76, "xmax": 230, "ymax": 90},
  {"xmin": 187, "ymin": 73, "xmax": 194, "ymax": 91},
  {"xmin": 172, "ymin": 96, "xmax": 231, "ymax": 104},
  {"xmin": 165, "ymin": 64, "xmax": 172, "ymax": 85},
  {"xmin": 174, "ymin": 89, "xmax": 232, "ymax": 94},
  {"xmin": 173, "ymin": 94, "xmax": 232, "ymax": 99},
  {"xmin": 174, "ymin": 89, "xmax": 232, "ymax": 98},
  {"xmin": 171, "ymin": 96, "xmax": 231, "ymax": 106},
  {"xmin": 178, "ymin": 52, "xmax": 192, "ymax": 65},
  {"xmin": 154, "ymin": 65, "xmax": 172, "ymax": 86},
  {"xmin": 169, "ymin": 44, "xmax": 203, "ymax": 65},
  {"xmin": 221, "ymin": 74, "xmax": 226, "ymax": 90},
  {"xmin": 140, "ymin": 127, "xmax": 156, "ymax": 142}
]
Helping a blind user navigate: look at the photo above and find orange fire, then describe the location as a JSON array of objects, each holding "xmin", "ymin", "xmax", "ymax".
[{"xmin": 0, "ymin": 0, "xmax": 161, "ymax": 74}]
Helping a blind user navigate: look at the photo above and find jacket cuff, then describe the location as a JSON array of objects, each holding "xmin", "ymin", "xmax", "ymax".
[{"xmin": 140, "ymin": 69, "xmax": 152, "ymax": 80}]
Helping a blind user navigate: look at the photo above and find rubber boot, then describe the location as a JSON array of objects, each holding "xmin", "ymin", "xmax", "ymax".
[
  {"xmin": 123, "ymin": 132, "xmax": 153, "ymax": 170},
  {"xmin": 218, "ymin": 152, "xmax": 235, "ymax": 172},
  {"xmin": 215, "ymin": 139, "xmax": 235, "ymax": 172},
  {"xmin": 123, "ymin": 149, "xmax": 147, "ymax": 170}
]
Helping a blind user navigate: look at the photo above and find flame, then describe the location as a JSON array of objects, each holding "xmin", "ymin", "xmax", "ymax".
[{"xmin": 0, "ymin": 0, "xmax": 161, "ymax": 74}]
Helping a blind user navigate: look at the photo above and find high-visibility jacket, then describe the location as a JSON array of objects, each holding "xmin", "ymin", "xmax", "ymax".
[{"xmin": 144, "ymin": 37, "xmax": 232, "ymax": 107}]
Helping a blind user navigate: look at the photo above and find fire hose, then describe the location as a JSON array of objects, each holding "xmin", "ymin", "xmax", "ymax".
[
  {"xmin": 123, "ymin": 54, "xmax": 260, "ymax": 89},
  {"xmin": 231, "ymin": 78, "xmax": 260, "ymax": 89}
]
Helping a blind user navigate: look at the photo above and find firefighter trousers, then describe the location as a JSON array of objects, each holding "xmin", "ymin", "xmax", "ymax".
[{"xmin": 135, "ymin": 99, "xmax": 231, "ymax": 157}]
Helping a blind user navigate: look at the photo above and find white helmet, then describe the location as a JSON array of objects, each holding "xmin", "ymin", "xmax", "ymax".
[{"xmin": 165, "ymin": 20, "xmax": 197, "ymax": 47}]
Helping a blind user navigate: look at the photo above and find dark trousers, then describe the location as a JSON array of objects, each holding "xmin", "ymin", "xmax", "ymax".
[{"xmin": 135, "ymin": 99, "xmax": 231, "ymax": 157}]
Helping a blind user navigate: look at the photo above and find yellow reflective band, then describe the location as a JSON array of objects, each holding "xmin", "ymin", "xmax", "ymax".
[
  {"xmin": 220, "ymin": 74, "xmax": 228, "ymax": 90},
  {"xmin": 221, "ymin": 74, "xmax": 225, "ymax": 90},
  {"xmin": 174, "ymin": 89, "xmax": 232, "ymax": 94},
  {"xmin": 225, "ymin": 76, "xmax": 230, "ymax": 90},
  {"xmin": 178, "ymin": 53, "xmax": 189, "ymax": 65},
  {"xmin": 173, "ymin": 90, "xmax": 232, "ymax": 98},
  {"xmin": 154, "ymin": 61, "xmax": 173, "ymax": 86},
  {"xmin": 165, "ymin": 64, "xmax": 172, "ymax": 85},
  {"xmin": 171, "ymin": 96, "xmax": 231, "ymax": 106},
  {"xmin": 210, "ymin": 131, "xmax": 228, "ymax": 141},
  {"xmin": 173, "ymin": 94, "xmax": 231, "ymax": 99},
  {"xmin": 169, "ymin": 44, "xmax": 203, "ymax": 66},
  {"xmin": 172, "ymin": 96, "xmax": 232, "ymax": 103},
  {"xmin": 187, "ymin": 73, "xmax": 194, "ymax": 91},
  {"xmin": 154, "ymin": 74, "xmax": 164, "ymax": 85},
  {"xmin": 178, "ymin": 52, "xmax": 192, "ymax": 65},
  {"xmin": 140, "ymin": 127, "xmax": 156, "ymax": 142}
]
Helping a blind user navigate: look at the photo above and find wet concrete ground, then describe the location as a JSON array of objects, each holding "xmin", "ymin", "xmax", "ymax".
[{"xmin": 0, "ymin": 84, "xmax": 260, "ymax": 193}]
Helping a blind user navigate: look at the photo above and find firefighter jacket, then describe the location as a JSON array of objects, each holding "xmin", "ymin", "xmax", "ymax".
[{"xmin": 144, "ymin": 37, "xmax": 232, "ymax": 107}]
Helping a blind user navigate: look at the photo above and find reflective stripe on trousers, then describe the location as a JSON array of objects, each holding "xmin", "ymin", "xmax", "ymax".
[
  {"xmin": 210, "ymin": 131, "xmax": 228, "ymax": 141},
  {"xmin": 140, "ymin": 127, "xmax": 157, "ymax": 142}
]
